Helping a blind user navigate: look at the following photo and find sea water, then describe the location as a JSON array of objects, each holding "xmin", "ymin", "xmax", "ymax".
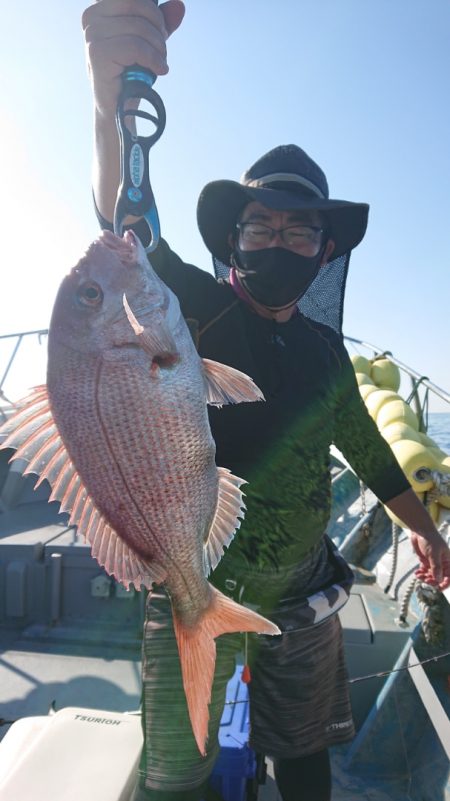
[{"xmin": 428, "ymin": 413, "xmax": 450, "ymax": 453}]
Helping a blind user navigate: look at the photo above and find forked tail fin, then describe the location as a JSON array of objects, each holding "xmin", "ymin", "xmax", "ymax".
[{"xmin": 172, "ymin": 585, "xmax": 280, "ymax": 755}]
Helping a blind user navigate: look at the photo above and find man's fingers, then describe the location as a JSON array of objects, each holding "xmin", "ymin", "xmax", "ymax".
[
  {"xmin": 84, "ymin": 17, "xmax": 167, "ymax": 58},
  {"xmin": 83, "ymin": 0, "xmax": 162, "ymax": 30},
  {"xmin": 411, "ymin": 535, "xmax": 428, "ymax": 565},
  {"xmin": 160, "ymin": 0, "xmax": 185, "ymax": 37},
  {"xmin": 82, "ymin": 0, "xmax": 185, "ymax": 39},
  {"xmin": 87, "ymin": 36, "xmax": 168, "ymax": 81}
]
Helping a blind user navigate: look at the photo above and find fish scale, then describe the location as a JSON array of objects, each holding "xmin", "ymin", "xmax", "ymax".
[{"xmin": 89, "ymin": 368, "xmax": 215, "ymax": 562}]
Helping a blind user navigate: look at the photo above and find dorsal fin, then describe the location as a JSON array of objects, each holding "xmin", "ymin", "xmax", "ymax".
[
  {"xmin": 202, "ymin": 359, "xmax": 264, "ymax": 406},
  {"xmin": 203, "ymin": 467, "xmax": 246, "ymax": 575},
  {"xmin": 0, "ymin": 386, "xmax": 165, "ymax": 591}
]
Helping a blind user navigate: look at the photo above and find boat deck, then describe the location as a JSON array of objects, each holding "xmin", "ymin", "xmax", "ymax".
[{"xmin": 1, "ymin": 447, "xmax": 450, "ymax": 799}]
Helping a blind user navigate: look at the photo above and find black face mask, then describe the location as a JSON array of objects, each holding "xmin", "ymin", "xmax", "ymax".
[{"xmin": 231, "ymin": 245, "xmax": 324, "ymax": 309}]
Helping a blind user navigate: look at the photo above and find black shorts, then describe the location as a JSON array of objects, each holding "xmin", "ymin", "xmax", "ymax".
[{"xmin": 139, "ymin": 537, "xmax": 354, "ymax": 792}]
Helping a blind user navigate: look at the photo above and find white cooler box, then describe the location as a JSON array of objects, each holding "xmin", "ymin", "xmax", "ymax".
[{"xmin": 0, "ymin": 707, "xmax": 143, "ymax": 801}]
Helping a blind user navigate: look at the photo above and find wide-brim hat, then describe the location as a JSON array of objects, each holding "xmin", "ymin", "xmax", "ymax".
[{"xmin": 197, "ymin": 144, "xmax": 369, "ymax": 264}]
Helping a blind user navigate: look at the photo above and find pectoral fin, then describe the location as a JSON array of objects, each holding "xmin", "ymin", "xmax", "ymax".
[{"xmin": 202, "ymin": 359, "xmax": 264, "ymax": 406}]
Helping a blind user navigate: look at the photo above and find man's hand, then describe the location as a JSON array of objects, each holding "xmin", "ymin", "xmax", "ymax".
[
  {"xmin": 385, "ymin": 487, "xmax": 450, "ymax": 590},
  {"xmin": 82, "ymin": 0, "xmax": 185, "ymax": 118},
  {"xmin": 410, "ymin": 530, "xmax": 450, "ymax": 590}
]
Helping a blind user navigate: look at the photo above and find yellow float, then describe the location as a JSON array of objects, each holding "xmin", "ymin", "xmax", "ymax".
[
  {"xmin": 418, "ymin": 431, "xmax": 440, "ymax": 449},
  {"xmin": 437, "ymin": 455, "xmax": 450, "ymax": 510},
  {"xmin": 355, "ymin": 371, "xmax": 375, "ymax": 387},
  {"xmin": 359, "ymin": 383, "xmax": 379, "ymax": 402},
  {"xmin": 365, "ymin": 390, "xmax": 401, "ymax": 421},
  {"xmin": 350, "ymin": 354, "xmax": 372, "ymax": 375},
  {"xmin": 389, "ymin": 440, "xmax": 439, "ymax": 492},
  {"xmin": 370, "ymin": 357, "xmax": 401, "ymax": 392},
  {"xmin": 380, "ymin": 422, "xmax": 422, "ymax": 445},
  {"xmin": 376, "ymin": 399, "xmax": 420, "ymax": 431},
  {"xmin": 351, "ymin": 351, "xmax": 449, "ymax": 527}
]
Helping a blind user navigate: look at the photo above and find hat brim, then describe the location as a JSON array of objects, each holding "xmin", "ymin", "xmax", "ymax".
[{"xmin": 197, "ymin": 180, "xmax": 369, "ymax": 263}]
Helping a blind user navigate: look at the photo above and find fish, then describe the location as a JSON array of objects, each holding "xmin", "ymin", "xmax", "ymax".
[{"xmin": 0, "ymin": 230, "xmax": 280, "ymax": 755}]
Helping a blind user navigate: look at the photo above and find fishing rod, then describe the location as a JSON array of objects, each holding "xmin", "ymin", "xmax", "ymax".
[{"xmin": 111, "ymin": 0, "xmax": 166, "ymax": 251}]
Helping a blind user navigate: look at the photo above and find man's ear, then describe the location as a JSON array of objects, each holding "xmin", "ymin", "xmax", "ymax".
[
  {"xmin": 320, "ymin": 239, "xmax": 336, "ymax": 266},
  {"xmin": 227, "ymin": 232, "xmax": 236, "ymax": 248}
]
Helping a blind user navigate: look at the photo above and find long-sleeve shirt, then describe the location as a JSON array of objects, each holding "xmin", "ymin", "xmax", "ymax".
[{"xmin": 150, "ymin": 239, "xmax": 410, "ymax": 574}]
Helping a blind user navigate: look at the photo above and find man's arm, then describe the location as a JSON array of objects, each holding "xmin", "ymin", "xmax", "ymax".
[
  {"xmin": 332, "ymin": 342, "xmax": 450, "ymax": 589},
  {"xmin": 81, "ymin": 0, "xmax": 185, "ymax": 223},
  {"xmin": 385, "ymin": 488, "xmax": 450, "ymax": 589}
]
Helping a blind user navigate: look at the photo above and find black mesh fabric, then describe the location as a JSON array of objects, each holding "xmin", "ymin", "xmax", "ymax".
[{"xmin": 213, "ymin": 251, "xmax": 351, "ymax": 336}]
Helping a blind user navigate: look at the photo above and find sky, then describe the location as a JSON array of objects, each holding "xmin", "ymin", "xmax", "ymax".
[{"xmin": 1, "ymin": 0, "xmax": 450, "ymax": 411}]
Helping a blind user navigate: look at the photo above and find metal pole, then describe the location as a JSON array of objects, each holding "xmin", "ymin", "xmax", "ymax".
[{"xmin": 50, "ymin": 553, "xmax": 63, "ymax": 625}]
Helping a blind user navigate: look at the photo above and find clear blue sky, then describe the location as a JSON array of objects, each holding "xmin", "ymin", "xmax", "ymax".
[{"xmin": 1, "ymin": 1, "xmax": 450, "ymax": 410}]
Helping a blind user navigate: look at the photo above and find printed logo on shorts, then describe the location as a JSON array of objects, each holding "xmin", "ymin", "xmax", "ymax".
[{"xmin": 326, "ymin": 719, "xmax": 353, "ymax": 732}]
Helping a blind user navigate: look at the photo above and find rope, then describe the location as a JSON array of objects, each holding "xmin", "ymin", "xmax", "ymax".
[
  {"xmin": 415, "ymin": 582, "xmax": 446, "ymax": 646},
  {"xmin": 398, "ymin": 575, "xmax": 417, "ymax": 624},
  {"xmin": 383, "ymin": 522, "xmax": 401, "ymax": 595}
]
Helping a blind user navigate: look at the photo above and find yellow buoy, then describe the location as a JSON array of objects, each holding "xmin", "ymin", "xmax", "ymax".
[
  {"xmin": 365, "ymin": 390, "xmax": 400, "ymax": 421},
  {"xmin": 428, "ymin": 500, "xmax": 442, "ymax": 525},
  {"xmin": 377, "ymin": 399, "xmax": 419, "ymax": 431},
  {"xmin": 419, "ymin": 432, "xmax": 440, "ymax": 449},
  {"xmin": 355, "ymin": 371, "xmax": 375, "ymax": 386},
  {"xmin": 437, "ymin": 455, "xmax": 450, "ymax": 509},
  {"xmin": 429, "ymin": 446, "xmax": 448, "ymax": 462},
  {"xmin": 390, "ymin": 439, "xmax": 440, "ymax": 492},
  {"xmin": 370, "ymin": 358, "xmax": 401, "ymax": 391},
  {"xmin": 351, "ymin": 354, "xmax": 372, "ymax": 375},
  {"xmin": 359, "ymin": 383, "xmax": 379, "ymax": 401},
  {"xmin": 380, "ymin": 422, "xmax": 422, "ymax": 445}
]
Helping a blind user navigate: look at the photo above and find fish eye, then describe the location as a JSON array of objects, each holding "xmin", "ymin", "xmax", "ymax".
[{"xmin": 76, "ymin": 281, "xmax": 103, "ymax": 307}]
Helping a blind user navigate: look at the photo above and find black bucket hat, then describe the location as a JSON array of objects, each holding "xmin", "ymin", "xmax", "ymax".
[{"xmin": 197, "ymin": 144, "xmax": 369, "ymax": 263}]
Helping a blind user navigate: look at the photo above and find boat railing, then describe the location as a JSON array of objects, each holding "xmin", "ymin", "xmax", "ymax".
[
  {"xmin": 0, "ymin": 329, "xmax": 48, "ymax": 418},
  {"xmin": 1, "ymin": 330, "xmax": 448, "ymax": 402}
]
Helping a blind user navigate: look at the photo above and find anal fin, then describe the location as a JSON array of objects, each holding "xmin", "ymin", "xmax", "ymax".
[{"xmin": 88, "ymin": 518, "xmax": 167, "ymax": 591}]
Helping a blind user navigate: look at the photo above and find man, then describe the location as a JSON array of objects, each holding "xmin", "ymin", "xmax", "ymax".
[{"xmin": 82, "ymin": 3, "xmax": 450, "ymax": 800}]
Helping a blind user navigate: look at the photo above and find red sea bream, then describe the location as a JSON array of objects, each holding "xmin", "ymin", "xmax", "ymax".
[{"xmin": 0, "ymin": 230, "xmax": 280, "ymax": 754}]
